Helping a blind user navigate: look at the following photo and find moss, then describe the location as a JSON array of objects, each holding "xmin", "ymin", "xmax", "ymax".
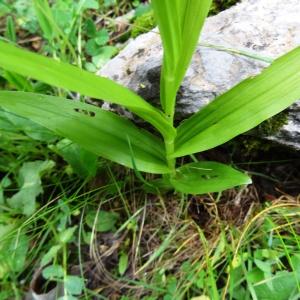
[
  {"xmin": 131, "ymin": 11, "xmax": 155, "ymax": 38},
  {"xmin": 256, "ymin": 111, "xmax": 289, "ymax": 136},
  {"xmin": 240, "ymin": 137, "xmax": 272, "ymax": 155},
  {"xmin": 130, "ymin": 1, "xmax": 240, "ymax": 39},
  {"xmin": 209, "ymin": 0, "xmax": 240, "ymax": 15},
  {"xmin": 236, "ymin": 111, "xmax": 289, "ymax": 155}
]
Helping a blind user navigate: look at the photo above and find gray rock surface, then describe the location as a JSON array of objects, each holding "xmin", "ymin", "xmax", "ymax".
[{"xmin": 99, "ymin": 0, "xmax": 300, "ymax": 150}]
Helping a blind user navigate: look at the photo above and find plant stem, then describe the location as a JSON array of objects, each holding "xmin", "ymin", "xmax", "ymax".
[
  {"xmin": 162, "ymin": 75, "xmax": 178, "ymax": 174},
  {"xmin": 164, "ymin": 109, "xmax": 176, "ymax": 174},
  {"xmin": 165, "ymin": 135, "xmax": 176, "ymax": 173}
]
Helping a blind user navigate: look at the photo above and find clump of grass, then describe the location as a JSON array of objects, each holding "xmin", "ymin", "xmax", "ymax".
[{"xmin": 1, "ymin": 135, "xmax": 300, "ymax": 299}]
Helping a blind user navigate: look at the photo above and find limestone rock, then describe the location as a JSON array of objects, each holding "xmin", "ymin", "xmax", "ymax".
[{"xmin": 99, "ymin": 0, "xmax": 300, "ymax": 150}]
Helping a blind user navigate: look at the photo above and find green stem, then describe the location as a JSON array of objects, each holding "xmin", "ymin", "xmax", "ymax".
[
  {"xmin": 162, "ymin": 77, "xmax": 177, "ymax": 174},
  {"xmin": 164, "ymin": 111, "xmax": 176, "ymax": 174},
  {"xmin": 165, "ymin": 135, "xmax": 176, "ymax": 173}
]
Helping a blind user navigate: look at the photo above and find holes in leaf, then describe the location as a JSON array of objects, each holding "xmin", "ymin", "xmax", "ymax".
[
  {"xmin": 74, "ymin": 108, "xmax": 96, "ymax": 117},
  {"xmin": 201, "ymin": 174, "xmax": 218, "ymax": 180},
  {"xmin": 176, "ymin": 169, "xmax": 219, "ymax": 181}
]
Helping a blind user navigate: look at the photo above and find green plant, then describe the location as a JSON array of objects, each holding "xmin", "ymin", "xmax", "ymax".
[
  {"xmin": 131, "ymin": 10, "xmax": 155, "ymax": 38},
  {"xmin": 209, "ymin": 0, "xmax": 240, "ymax": 15},
  {"xmin": 0, "ymin": 0, "xmax": 300, "ymax": 195}
]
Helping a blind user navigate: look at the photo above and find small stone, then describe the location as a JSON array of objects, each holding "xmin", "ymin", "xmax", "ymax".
[{"xmin": 99, "ymin": 0, "xmax": 300, "ymax": 150}]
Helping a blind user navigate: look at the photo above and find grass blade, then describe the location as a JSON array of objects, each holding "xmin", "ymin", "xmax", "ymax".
[
  {"xmin": 0, "ymin": 91, "xmax": 170, "ymax": 174},
  {"xmin": 33, "ymin": 0, "xmax": 56, "ymax": 41},
  {"xmin": 5, "ymin": 16, "xmax": 16, "ymax": 43},
  {"xmin": 0, "ymin": 41, "xmax": 173, "ymax": 138},
  {"xmin": 174, "ymin": 47, "xmax": 300, "ymax": 157}
]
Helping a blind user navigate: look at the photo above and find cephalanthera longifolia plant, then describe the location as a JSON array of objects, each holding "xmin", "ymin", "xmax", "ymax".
[{"xmin": 1, "ymin": 0, "xmax": 300, "ymax": 194}]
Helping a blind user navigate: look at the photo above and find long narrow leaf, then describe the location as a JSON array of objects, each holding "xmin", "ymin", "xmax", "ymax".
[
  {"xmin": 152, "ymin": 0, "xmax": 212, "ymax": 117},
  {"xmin": 175, "ymin": 0, "xmax": 212, "ymax": 90},
  {"xmin": 0, "ymin": 91, "xmax": 170, "ymax": 174},
  {"xmin": 152, "ymin": 0, "xmax": 181, "ymax": 112},
  {"xmin": 151, "ymin": 0, "xmax": 181, "ymax": 72},
  {"xmin": 0, "ymin": 41, "xmax": 173, "ymax": 138},
  {"xmin": 174, "ymin": 47, "xmax": 300, "ymax": 157}
]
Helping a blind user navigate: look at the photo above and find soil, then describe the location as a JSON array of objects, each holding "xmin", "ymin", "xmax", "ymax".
[{"xmin": 70, "ymin": 136, "xmax": 300, "ymax": 298}]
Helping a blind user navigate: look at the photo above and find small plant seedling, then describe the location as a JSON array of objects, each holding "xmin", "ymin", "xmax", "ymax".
[{"xmin": 0, "ymin": 0, "xmax": 300, "ymax": 194}]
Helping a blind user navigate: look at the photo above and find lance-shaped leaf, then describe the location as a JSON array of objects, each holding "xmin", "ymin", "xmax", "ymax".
[
  {"xmin": 0, "ymin": 41, "xmax": 173, "ymax": 138},
  {"xmin": 152, "ymin": 0, "xmax": 181, "ymax": 113},
  {"xmin": 152, "ymin": 0, "xmax": 212, "ymax": 117},
  {"xmin": 174, "ymin": 47, "xmax": 300, "ymax": 157},
  {"xmin": 0, "ymin": 91, "xmax": 170, "ymax": 174},
  {"xmin": 170, "ymin": 161, "xmax": 251, "ymax": 194},
  {"xmin": 175, "ymin": 0, "xmax": 212, "ymax": 94},
  {"xmin": 152, "ymin": 0, "xmax": 181, "ymax": 71}
]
